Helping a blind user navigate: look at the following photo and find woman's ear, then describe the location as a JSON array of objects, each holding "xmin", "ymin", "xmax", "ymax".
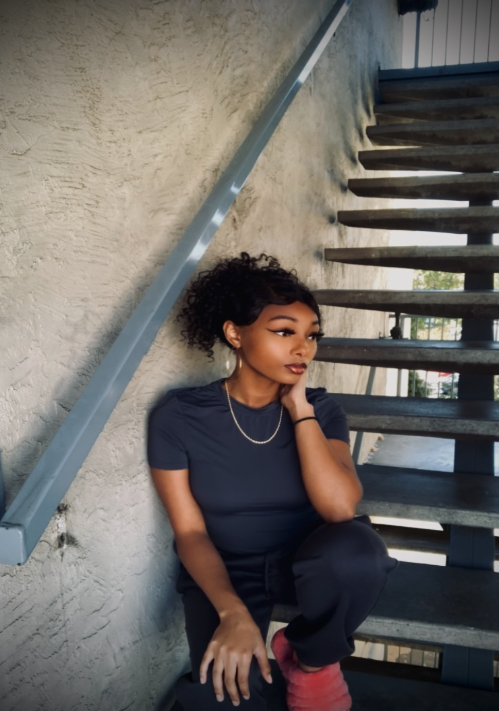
[{"xmin": 223, "ymin": 320, "xmax": 242, "ymax": 350}]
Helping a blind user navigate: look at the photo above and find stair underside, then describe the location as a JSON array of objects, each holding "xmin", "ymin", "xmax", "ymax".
[
  {"xmin": 359, "ymin": 145, "xmax": 499, "ymax": 172},
  {"xmin": 324, "ymin": 245, "xmax": 499, "ymax": 272},
  {"xmin": 341, "ymin": 670, "xmax": 499, "ymax": 711},
  {"xmin": 374, "ymin": 96, "xmax": 499, "ymax": 123},
  {"xmin": 171, "ymin": 661, "xmax": 499, "ymax": 711},
  {"xmin": 315, "ymin": 337, "xmax": 499, "ymax": 374},
  {"xmin": 367, "ymin": 119, "xmax": 499, "ymax": 147},
  {"xmin": 356, "ymin": 464, "xmax": 499, "ymax": 528},
  {"xmin": 273, "ymin": 561, "xmax": 499, "ymax": 650},
  {"xmin": 373, "ymin": 523, "xmax": 499, "ymax": 558},
  {"xmin": 326, "ymin": 393, "xmax": 499, "ymax": 440},
  {"xmin": 347, "ymin": 174, "xmax": 499, "ymax": 201},
  {"xmin": 313, "ymin": 289, "xmax": 499, "ymax": 319},
  {"xmin": 337, "ymin": 207, "xmax": 499, "ymax": 233},
  {"xmin": 379, "ymin": 75, "xmax": 499, "ymax": 103}
]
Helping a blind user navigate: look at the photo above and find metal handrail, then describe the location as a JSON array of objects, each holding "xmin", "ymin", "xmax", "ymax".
[{"xmin": 0, "ymin": 0, "xmax": 353, "ymax": 565}]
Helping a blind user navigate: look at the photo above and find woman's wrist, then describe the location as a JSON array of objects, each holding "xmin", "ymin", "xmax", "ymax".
[
  {"xmin": 287, "ymin": 404, "xmax": 315, "ymax": 422},
  {"xmin": 218, "ymin": 602, "xmax": 251, "ymax": 620}
]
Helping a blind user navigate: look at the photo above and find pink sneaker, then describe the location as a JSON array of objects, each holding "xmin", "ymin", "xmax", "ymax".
[{"xmin": 270, "ymin": 628, "xmax": 352, "ymax": 711}]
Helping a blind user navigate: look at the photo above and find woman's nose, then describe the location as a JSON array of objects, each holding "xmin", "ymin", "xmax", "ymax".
[{"xmin": 291, "ymin": 335, "xmax": 309, "ymax": 356}]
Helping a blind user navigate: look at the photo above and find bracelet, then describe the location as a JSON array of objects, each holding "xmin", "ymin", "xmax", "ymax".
[{"xmin": 293, "ymin": 416, "xmax": 318, "ymax": 426}]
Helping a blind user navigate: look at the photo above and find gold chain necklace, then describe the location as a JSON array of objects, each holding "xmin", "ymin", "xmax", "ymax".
[{"xmin": 224, "ymin": 380, "xmax": 283, "ymax": 445}]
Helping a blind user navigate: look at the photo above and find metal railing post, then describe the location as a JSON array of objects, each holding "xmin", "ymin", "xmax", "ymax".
[
  {"xmin": 414, "ymin": 11, "xmax": 422, "ymax": 67},
  {"xmin": 352, "ymin": 365, "xmax": 377, "ymax": 464}
]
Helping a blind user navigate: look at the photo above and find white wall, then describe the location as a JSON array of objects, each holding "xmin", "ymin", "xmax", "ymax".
[{"xmin": 0, "ymin": 1, "xmax": 402, "ymax": 709}]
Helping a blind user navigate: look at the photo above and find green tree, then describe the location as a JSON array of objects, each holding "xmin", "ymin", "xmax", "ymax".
[
  {"xmin": 413, "ymin": 270, "xmax": 464, "ymax": 290},
  {"xmin": 410, "ymin": 270, "xmax": 498, "ymax": 401},
  {"xmin": 408, "ymin": 370, "xmax": 431, "ymax": 397}
]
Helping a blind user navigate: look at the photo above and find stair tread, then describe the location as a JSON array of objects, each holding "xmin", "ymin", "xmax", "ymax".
[
  {"xmin": 313, "ymin": 289, "xmax": 499, "ymax": 319},
  {"xmin": 337, "ymin": 206, "xmax": 499, "ymax": 233},
  {"xmin": 348, "ymin": 173, "xmax": 499, "ymax": 200},
  {"xmin": 367, "ymin": 118, "xmax": 499, "ymax": 147},
  {"xmin": 326, "ymin": 392, "xmax": 499, "ymax": 440},
  {"xmin": 359, "ymin": 144, "xmax": 499, "ymax": 172},
  {"xmin": 316, "ymin": 337, "xmax": 499, "ymax": 374},
  {"xmin": 273, "ymin": 561, "xmax": 499, "ymax": 649},
  {"xmin": 374, "ymin": 96, "xmax": 499, "ymax": 123},
  {"xmin": 379, "ymin": 74, "xmax": 499, "ymax": 103},
  {"xmin": 356, "ymin": 463, "xmax": 499, "ymax": 528},
  {"xmin": 324, "ymin": 245, "xmax": 499, "ymax": 271}
]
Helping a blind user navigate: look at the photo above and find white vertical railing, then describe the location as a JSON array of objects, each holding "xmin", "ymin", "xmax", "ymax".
[{"xmin": 403, "ymin": 0, "xmax": 499, "ymax": 68}]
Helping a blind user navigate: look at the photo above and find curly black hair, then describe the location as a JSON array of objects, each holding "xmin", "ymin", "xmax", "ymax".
[{"xmin": 177, "ymin": 252, "xmax": 322, "ymax": 359}]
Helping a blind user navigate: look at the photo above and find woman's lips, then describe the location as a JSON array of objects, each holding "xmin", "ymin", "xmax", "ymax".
[{"xmin": 285, "ymin": 363, "xmax": 307, "ymax": 374}]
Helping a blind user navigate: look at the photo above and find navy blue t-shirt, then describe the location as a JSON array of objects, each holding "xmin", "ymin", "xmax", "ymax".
[{"xmin": 147, "ymin": 379, "xmax": 350, "ymax": 554}]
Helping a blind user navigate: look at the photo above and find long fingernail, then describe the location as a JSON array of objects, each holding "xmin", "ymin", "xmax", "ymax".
[
  {"xmin": 216, "ymin": 694, "xmax": 223, "ymax": 702},
  {"xmin": 267, "ymin": 675, "xmax": 273, "ymax": 683}
]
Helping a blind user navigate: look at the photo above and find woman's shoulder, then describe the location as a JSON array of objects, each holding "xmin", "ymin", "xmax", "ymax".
[
  {"xmin": 306, "ymin": 385, "xmax": 333, "ymax": 404},
  {"xmin": 305, "ymin": 386, "xmax": 345, "ymax": 417},
  {"xmin": 306, "ymin": 386, "xmax": 349, "ymax": 442},
  {"xmin": 151, "ymin": 379, "xmax": 223, "ymax": 418}
]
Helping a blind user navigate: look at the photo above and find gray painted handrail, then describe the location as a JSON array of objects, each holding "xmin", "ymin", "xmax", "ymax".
[{"xmin": 0, "ymin": 0, "xmax": 353, "ymax": 565}]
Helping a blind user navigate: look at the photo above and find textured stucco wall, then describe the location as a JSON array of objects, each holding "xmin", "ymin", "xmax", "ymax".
[{"xmin": 0, "ymin": 1, "xmax": 402, "ymax": 709}]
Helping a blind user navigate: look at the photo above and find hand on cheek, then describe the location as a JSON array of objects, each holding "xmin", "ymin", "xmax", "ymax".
[{"xmin": 280, "ymin": 371, "xmax": 310, "ymax": 415}]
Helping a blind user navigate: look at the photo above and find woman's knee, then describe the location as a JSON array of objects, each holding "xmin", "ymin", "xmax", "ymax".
[
  {"xmin": 176, "ymin": 658, "xmax": 267, "ymax": 710},
  {"xmin": 293, "ymin": 517, "xmax": 394, "ymax": 587}
]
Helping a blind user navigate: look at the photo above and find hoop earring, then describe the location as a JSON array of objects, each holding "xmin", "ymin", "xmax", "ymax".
[{"xmin": 225, "ymin": 350, "xmax": 236, "ymax": 373}]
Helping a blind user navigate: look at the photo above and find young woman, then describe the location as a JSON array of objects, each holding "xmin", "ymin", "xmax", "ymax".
[{"xmin": 148, "ymin": 253, "xmax": 396, "ymax": 711}]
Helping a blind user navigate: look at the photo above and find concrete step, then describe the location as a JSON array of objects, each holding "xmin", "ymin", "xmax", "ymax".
[
  {"xmin": 326, "ymin": 393, "xmax": 499, "ymax": 440},
  {"xmin": 324, "ymin": 245, "xmax": 499, "ymax": 272},
  {"xmin": 315, "ymin": 337, "xmax": 499, "ymax": 374},
  {"xmin": 337, "ymin": 207, "xmax": 499, "ymax": 233},
  {"xmin": 373, "ymin": 523, "xmax": 499, "ymax": 558},
  {"xmin": 313, "ymin": 289, "xmax": 499, "ymax": 319},
  {"xmin": 342, "ymin": 669, "xmax": 499, "ymax": 711},
  {"xmin": 374, "ymin": 96, "xmax": 499, "ymax": 123},
  {"xmin": 356, "ymin": 464, "xmax": 499, "ymax": 528},
  {"xmin": 379, "ymin": 74, "xmax": 499, "ymax": 103},
  {"xmin": 347, "ymin": 174, "xmax": 499, "ymax": 201},
  {"xmin": 167, "ymin": 661, "xmax": 499, "ymax": 711},
  {"xmin": 273, "ymin": 561, "xmax": 499, "ymax": 650},
  {"xmin": 359, "ymin": 145, "xmax": 499, "ymax": 172},
  {"xmin": 367, "ymin": 119, "xmax": 499, "ymax": 147}
]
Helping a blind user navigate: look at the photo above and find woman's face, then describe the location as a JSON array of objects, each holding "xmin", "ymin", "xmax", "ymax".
[{"xmin": 224, "ymin": 301, "xmax": 322, "ymax": 385}]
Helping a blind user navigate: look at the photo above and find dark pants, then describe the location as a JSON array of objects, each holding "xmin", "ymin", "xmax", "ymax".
[{"xmin": 175, "ymin": 516, "xmax": 397, "ymax": 710}]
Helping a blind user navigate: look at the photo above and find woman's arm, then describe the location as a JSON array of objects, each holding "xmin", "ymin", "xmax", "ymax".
[
  {"xmin": 280, "ymin": 379, "xmax": 363, "ymax": 523},
  {"xmin": 150, "ymin": 467, "xmax": 273, "ymax": 703}
]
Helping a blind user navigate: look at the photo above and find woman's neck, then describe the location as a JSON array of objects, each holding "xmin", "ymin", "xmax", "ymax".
[{"xmin": 224, "ymin": 371, "xmax": 280, "ymax": 409}]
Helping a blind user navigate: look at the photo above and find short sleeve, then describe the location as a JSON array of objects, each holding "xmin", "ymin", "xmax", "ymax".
[
  {"xmin": 147, "ymin": 393, "xmax": 188, "ymax": 470},
  {"xmin": 307, "ymin": 388, "xmax": 350, "ymax": 444}
]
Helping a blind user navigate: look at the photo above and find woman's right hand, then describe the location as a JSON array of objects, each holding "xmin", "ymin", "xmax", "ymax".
[{"xmin": 199, "ymin": 608, "xmax": 273, "ymax": 706}]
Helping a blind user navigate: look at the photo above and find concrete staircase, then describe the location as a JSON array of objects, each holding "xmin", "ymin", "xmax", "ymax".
[
  {"xmin": 171, "ymin": 65, "xmax": 499, "ymax": 711},
  {"xmin": 309, "ymin": 64, "xmax": 499, "ymax": 708}
]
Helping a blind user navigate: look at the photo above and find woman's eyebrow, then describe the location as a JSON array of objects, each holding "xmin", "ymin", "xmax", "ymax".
[{"xmin": 267, "ymin": 315, "xmax": 320, "ymax": 325}]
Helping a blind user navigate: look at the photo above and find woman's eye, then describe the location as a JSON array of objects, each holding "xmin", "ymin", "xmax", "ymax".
[
  {"xmin": 309, "ymin": 331, "xmax": 324, "ymax": 341},
  {"xmin": 273, "ymin": 329, "xmax": 294, "ymax": 336}
]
